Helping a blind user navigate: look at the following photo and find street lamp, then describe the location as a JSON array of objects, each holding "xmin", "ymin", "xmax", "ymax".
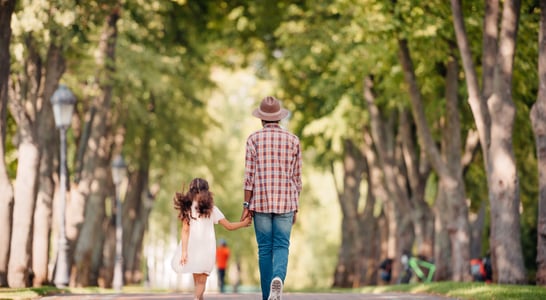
[
  {"xmin": 51, "ymin": 84, "xmax": 76, "ymax": 288},
  {"xmin": 111, "ymin": 154, "xmax": 127, "ymax": 291}
]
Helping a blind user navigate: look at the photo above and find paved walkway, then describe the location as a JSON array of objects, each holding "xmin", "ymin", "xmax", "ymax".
[{"xmin": 39, "ymin": 292, "xmax": 460, "ymax": 300}]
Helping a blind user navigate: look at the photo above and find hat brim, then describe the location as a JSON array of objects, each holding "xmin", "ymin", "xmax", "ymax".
[{"xmin": 252, "ymin": 108, "xmax": 290, "ymax": 121}]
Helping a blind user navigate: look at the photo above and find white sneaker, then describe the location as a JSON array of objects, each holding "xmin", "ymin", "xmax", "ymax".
[{"xmin": 268, "ymin": 277, "xmax": 283, "ymax": 300}]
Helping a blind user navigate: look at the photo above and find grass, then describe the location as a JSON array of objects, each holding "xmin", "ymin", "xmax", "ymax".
[
  {"xmin": 1, "ymin": 282, "xmax": 546, "ymax": 300},
  {"xmin": 349, "ymin": 282, "xmax": 546, "ymax": 300},
  {"xmin": 0, "ymin": 286, "xmax": 61, "ymax": 300},
  {"xmin": 0, "ymin": 285, "xmax": 167, "ymax": 300}
]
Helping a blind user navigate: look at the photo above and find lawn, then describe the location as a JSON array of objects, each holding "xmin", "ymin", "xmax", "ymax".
[{"xmin": 351, "ymin": 282, "xmax": 546, "ymax": 300}]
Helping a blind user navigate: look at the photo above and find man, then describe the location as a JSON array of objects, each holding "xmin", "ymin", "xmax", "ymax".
[
  {"xmin": 241, "ymin": 96, "xmax": 302, "ymax": 300},
  {"xmin": 216, "ymin": 239, "xmax": 230, "ymax": 293}
]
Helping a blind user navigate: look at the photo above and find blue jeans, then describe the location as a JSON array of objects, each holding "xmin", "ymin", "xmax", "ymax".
[{"xmin": 253, "ymin": 212, "xmax": 294, "ymax": 300}]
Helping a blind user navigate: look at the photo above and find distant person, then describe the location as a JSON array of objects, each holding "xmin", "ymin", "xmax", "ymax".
[
  {"xmin": 483, "ymin": 252, "xmax": 492, "ymax": 283},
  {"xmin": 399, "ymin": 251, "xmax": 412, "ymax": 284},
  {"xmin": 399, "ymin": 251, "xmax": 436, "ymax": 283},
  {"xmin": 470, "ymin": 258, "xmax": 486, "ymax": 282},
  {"xmin": 216, "ymin": 239, "xmax": 230, "ymax": 293},
  {"xmin": 240, "ymin": 96, "xmax": 303, "ymax": 300},
  {"xmin": 171, "ymin": 178, "xmax": 251, "ymax": 300},
  {"xmin": 379, "ymin": 258, "xmax": 393, "ymax": 283}
]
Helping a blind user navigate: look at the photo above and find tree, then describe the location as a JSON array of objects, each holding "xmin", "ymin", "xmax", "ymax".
[
  {"xmin": 398, "ymin": 38, "xmax": 471, "ymax": 281},
  {"xmin": 451, "ymin": 0, "xmax": 526, "ymax": 283},
  {"xmin": 364, "ymin": 78, "xmax": 423, "ymax": 282},
  {"xmin": 70, "ymin": 4, "xmax": 120, "ymax": 286},
  {"xmin": 0, "ymin": 0, "xmax": 16, "ymax": 287},
  {"xmin": 7, "ymin": 0, "xmax": 69, "ymax": 286}
]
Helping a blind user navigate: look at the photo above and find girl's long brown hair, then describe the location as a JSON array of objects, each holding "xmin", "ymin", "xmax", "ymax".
[{"xmin": 173, "ymin": 178, "xmax": 214, "ymax": 223}]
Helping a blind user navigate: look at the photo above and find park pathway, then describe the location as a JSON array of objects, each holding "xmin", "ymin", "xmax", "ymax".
[{"xmin": 38, "ymin": 292, "xmax": 460, "ymax": 300}]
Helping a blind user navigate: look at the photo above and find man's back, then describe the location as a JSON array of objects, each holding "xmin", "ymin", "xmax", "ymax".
[{"xmin": 244, "ymin": 123, "xmax": 302, "ymax": 213}]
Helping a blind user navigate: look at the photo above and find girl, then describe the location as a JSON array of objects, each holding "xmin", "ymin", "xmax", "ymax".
[{"xmin": 172, "ymin": 178, "xmax": 251, "ymax": 300}]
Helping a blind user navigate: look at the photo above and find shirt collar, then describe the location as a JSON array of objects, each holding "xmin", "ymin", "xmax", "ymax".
[{"xmin": 263, "ymin": 123, "xmax": 281, "ymax": 129}]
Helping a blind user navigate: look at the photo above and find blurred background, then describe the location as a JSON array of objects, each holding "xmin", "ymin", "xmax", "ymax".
[{"xmin": 0, "ymin": 0, "xmax": 543, "ymax": 292}]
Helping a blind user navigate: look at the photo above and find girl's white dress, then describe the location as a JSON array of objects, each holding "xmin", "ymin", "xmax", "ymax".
[{"xmin": 171, "ymin": 203, "xmax": 225, "ymax": 275}]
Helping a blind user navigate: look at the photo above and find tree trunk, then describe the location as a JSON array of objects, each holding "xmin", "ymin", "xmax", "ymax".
[
  {"xmin": 8, "ymin": 142, "xmax": 40, "ymax": 288},
  {"xmin": 72, "ymin": 170, "xmax": 112, "ymax": 287},
  {"xmin": 451, "ymin": 0, "xmax": 526, "ymax": 284},
  {"xmin": 398, "ymin": 38, "xmax": 471, "ymax": 281},
  {"xmin": 363, "ymin": 76, "xmax": 415, "ymax": 282},
  {"xmin": 357, "ymin": 191, "xmax": 379, "ymax": 286},
  {"xmin": 332, "ymin": 139, "xmax": 367, "ymax": 287},
  {"xmin": 363, "ymin": 128, "xmax": 391, "ymax": 282},
  {"xmin": 32, "ymin": 169, "xmax": 54, "ymax": 287},
  {"xmin": 122, "ymin": 174, "xmax": 148, "ymax": 284},
  {"xmin": 469, "ymin": 202, "xmax": 486, "ymax": 260},
  {"xmin": 532, "ymin": 0, "xmax": 546, "ymax": 285},
  {"xmin": 0, "ymin": 0, "xmax": 16, "ymax": 287},
  {"xmin": 394, "ymin": 116, "xmax": 418, "ymax": 276},
  {"xmin": 32, "ymin": 43, "xmax": 65, "ymax": 287},
  {"xmin": 487, "ymin": 0, "xmax": 526, "ymax": 284},
  {"xmin": 7, "ymin": 34, "xmax": 64, "ymax": 287},
  {"xmin": 125, "ymin": 194, "xmax": 154, "ymax": 284},
  {"xmin": 99, "ymin": 216, "xmax": 116, "ymax": 288},
  {"xmin": 361, "ymin": 127, "xmax": 392, "ymax": 286},
  {"xmin": 122, "ymin": 115, "xmax": 149, "ymax": 284},
  {"xmin": 399, "ymin": 111, "xmax": 434, "ymax": 259},
  {"xmin": 434, "ymin": 187, "xmax": 452, "ymax": 280},
  {"xmin": 9, "ymin": 40, "xmax": 65, "ymax": 287},
  {"xmin": 120, "ymin": 98, "xmax": 158, "ymax": 283},
  {"xmin": 70, "ymin": 7, "xmax": 120, "ymax": 287}
]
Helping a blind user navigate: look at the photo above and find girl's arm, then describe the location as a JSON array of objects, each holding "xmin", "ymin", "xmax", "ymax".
[
  {"xmin": 218, "ymin": 216, "xmax": 251, "ymax": 231},
  {"xmin": 180, "ymin": 219, "xmax": 190, "ymax": 265}
]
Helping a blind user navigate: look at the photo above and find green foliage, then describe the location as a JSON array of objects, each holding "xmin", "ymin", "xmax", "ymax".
[{"xmin": 5, "ymin": 112, "xmax": 18, "ymax": 179}]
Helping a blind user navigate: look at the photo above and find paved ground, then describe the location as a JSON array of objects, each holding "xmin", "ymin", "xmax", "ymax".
[{"xmin": 38, "ymin": 292, "xmax": 460, "ymax": 300}]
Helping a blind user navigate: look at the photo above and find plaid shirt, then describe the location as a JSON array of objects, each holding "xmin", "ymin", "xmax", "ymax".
[{"xmin": 244, "ymin": 123, "xmax": 302, "ymax": 213}]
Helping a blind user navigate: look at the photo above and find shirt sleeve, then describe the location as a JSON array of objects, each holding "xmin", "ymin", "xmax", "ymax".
[
  {"xmin": 212, "ymin": 206, "xmax": 225, "ymax": 224},
  {"xmin": 293, "ymin": 139, "xmax": 303, "ymax": 192},
  {"xmin": 244, "ymin": 137, "xmax": 256, "ymax": 191}
]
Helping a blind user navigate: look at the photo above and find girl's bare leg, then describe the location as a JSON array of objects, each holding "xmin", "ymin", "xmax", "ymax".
[{"xmin": 192, "ymin": 273, "xmax": 208, "ymax": 300}]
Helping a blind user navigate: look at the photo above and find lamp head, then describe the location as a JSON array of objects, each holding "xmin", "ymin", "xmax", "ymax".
[
  {"xmin": 50, "ymin": 85, "xmax": 76, "ymax": 129},
  {"xmin": 111, "ymin": 155, "xmax": 127, "ymax": 185}
]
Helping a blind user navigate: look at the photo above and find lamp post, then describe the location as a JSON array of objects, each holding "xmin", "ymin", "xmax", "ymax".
[
  {"xmin": 111, "ymin": 154, "xmax": 126, "ymax": 291},
  {"xmin": 51, "ymin": 84, "xmax": 76, "ymax": 288}
]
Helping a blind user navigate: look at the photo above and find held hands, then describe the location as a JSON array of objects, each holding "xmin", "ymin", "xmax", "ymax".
[
  {"xmin": 241, "ymin": 214, "xmax": 252, "ymax": 227},
  {"xmin": 240, "ymin": 208, "xmax": 253, "ymax": 226}
]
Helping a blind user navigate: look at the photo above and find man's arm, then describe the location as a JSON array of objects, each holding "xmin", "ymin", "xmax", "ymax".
[
  {"xmin": 240, "ymin": 190, "xmax": 253, "ymax": 221},
  {"xmin": 293, "ymin": 140, "xmax": 302, "ymax": 224},
  {"xmin": 294, "ymin": 141, "xmax": 303, "ymax": 193}
]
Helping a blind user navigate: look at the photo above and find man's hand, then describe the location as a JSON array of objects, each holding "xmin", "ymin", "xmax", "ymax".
[
  {"xmin": 240, "ymin": 208, "xmax": 253, "ymax": 225},
  {"xmin": 242, "ymin": 215, "xmax": 252, "ymax": 227}
]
